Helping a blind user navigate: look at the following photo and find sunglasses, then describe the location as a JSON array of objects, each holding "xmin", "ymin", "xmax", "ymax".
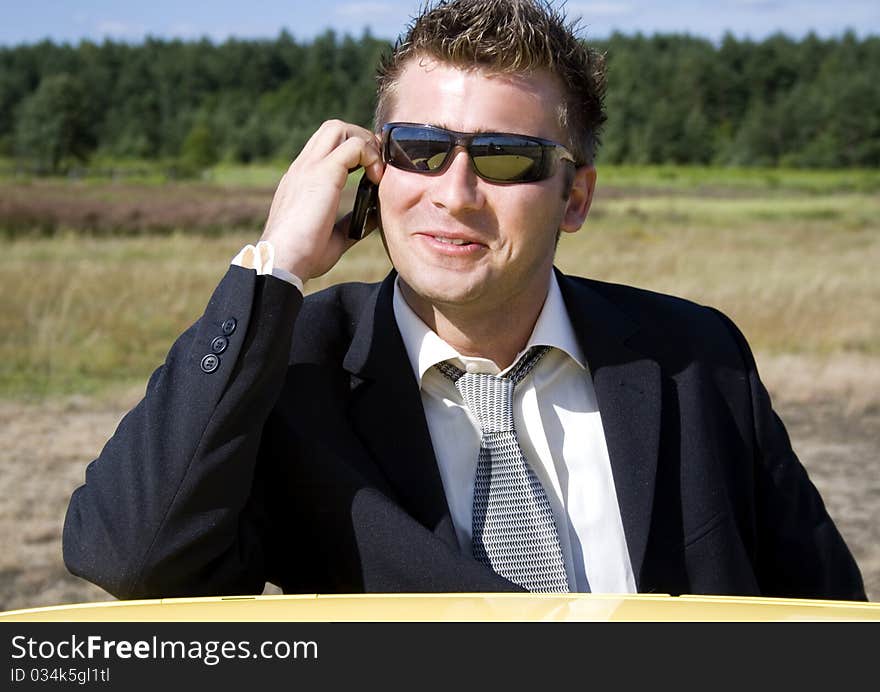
[{"xmin": 381, "ymin": 122, "xmax": 579, "ymax": 183}]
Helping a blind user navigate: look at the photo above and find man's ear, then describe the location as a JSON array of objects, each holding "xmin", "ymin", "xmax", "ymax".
[{"xmin": 560, "ymin": 165, "xmax": 596, "ymax": 235}]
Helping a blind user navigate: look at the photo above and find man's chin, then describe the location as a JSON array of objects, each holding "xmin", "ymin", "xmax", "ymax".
[{"xmin": 397, "ymin": 274, "xmax": 487, "ymax": 311}]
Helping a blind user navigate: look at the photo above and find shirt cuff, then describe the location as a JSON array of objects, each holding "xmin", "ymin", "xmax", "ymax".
[{"xmin": 231, "ymin": 241, "xmax": 304, "ymax": 293}]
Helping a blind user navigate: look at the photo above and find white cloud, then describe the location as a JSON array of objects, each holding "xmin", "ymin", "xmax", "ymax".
[
  {"xmin": 167, "ymin": 23, "xmax": 199, "ymax": 37},
  {"xmin": 734, "ymin": 0, "xmax": 783, "ymax": 8},
  {"xmin": 95, "ymin": 20, "xmax": 147, "ymax": 39},
  {"xmin": 335, "ymin": 2, "xmax": 396, "ymax": 17},
  {"xmin": 164, "ymin": 23, "xmax": 224, "ymax": 41},
  {"xmin": 566, "ymin": 2, "xmax": 635, "ymax": 17}
]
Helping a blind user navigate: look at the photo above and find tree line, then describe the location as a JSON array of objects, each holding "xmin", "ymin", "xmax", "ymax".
[{"xmin": 1, "ymin": 29, "xmax": 878, "ymax": 174}]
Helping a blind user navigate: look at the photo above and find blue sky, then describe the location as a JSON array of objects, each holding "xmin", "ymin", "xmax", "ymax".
[{"xmin": 2, "ymin": 1, "xmax": 878, "ymax": 47}]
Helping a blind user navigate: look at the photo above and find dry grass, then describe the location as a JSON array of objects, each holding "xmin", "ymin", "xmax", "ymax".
[
  {"xmin": 2, "ymin": 182, "xmax": 878, "ymax": 398},
  {"xmin": 556, "ymin": 190, "xmax": 880, "ymax": 358},
  {"xmin": 0, "ymin": 179, "xmax": 273, "ymax": 237},
  {"xmin": 759, "ymin": 353, "xmax": 880, "ymax": 415}
]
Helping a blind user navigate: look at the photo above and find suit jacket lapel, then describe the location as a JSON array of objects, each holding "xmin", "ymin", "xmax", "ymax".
[
  {"xmin": 557, "ymin": 270, "xmax": 662, "ymax": 588},
  {"xmin": 342, "ymin": 272, "xmax": 458, "ymax": 547}
]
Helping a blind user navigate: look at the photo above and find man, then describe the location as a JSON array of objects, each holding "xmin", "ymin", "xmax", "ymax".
[{"xmin": 63, "ymin": 0, "xmax": 865, "ymax": 600}]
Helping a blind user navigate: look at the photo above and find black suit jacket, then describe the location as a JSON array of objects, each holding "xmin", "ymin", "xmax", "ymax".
[{"xmin": 63, "ymin": 265, "xmax": 866, "ymax": 600}]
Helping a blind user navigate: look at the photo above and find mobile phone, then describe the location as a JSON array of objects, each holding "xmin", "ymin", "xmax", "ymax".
[{"xmin": 349, "ymin": 171, "xmax": 379, "ymax": 240}]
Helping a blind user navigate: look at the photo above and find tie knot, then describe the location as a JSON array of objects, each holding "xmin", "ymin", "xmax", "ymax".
[
  {"xmin": 435, "ymin": 345, "xmax": 550, "ymax": 385},
  {"xmin": 434, "ymin": 346, "xmax": 551, "ymax": 434},
  {"xmin": 457, "ymin": 373, "xmax": 514, "ymax": 433}
]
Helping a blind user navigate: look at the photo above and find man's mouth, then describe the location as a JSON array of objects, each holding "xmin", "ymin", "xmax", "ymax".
[
  {"xmin": 415, "ymin": 231, "xmax": 487, "ymax": 253},
  {"xmin": 433, "ymin": 236, "xmax": 473, "ymax": 246}
]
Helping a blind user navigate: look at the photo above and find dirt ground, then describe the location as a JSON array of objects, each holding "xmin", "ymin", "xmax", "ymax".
[{"xmin": 1, "ymin": 370, "xmax": 877, "ymax": 613}]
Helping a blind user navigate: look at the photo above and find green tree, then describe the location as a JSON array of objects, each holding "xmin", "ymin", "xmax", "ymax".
[
  {"xmin": 2, "ymin": 32, "xmax": 877, "ymax": 170},
  {"xmin": 180, "ymin": 122, "xmax": 219, "ymax": 173},
  {"xmin": 13, "ymin": 73, "xmax": 94, "ymax": 173}
]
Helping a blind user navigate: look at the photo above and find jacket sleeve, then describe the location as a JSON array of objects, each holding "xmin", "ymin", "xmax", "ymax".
[
  {"xmin": 62, "ymin": 265, "xmax": 303, "ymax": 599},
  {"xmin": 710, "ymin": 308, "xmax": 867, "ymax": 601}
]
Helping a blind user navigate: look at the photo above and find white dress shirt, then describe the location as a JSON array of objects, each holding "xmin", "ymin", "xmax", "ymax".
[
  {"xmin": 233, "ymin": 242, "xmax": 635, "ymax": 592},
  {"xmin": 392, "ymin": 273, "xmax": 636, "ymax": 593}
]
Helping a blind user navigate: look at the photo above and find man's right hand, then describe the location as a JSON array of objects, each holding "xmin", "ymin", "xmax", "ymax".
[{"xmin": 260, "ymin": 119, "xmax": 385, "ymax": 282}]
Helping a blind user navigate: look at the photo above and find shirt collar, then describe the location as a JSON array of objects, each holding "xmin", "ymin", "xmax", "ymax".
[{"xmin": 392, "ymin": 271, "xmax": 586, "ymax": 386}]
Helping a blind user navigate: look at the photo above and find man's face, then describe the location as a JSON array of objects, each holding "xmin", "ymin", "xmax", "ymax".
[{"xmin": 377, "ymin": 58, "xmax": 593, "ymax": 320}]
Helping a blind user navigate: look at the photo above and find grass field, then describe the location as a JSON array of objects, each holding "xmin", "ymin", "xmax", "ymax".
[
  {"xmin": 1, "ymin": 165, "xmax": 878, "ymax": 610},
  {"xmin": 2, "ymin": 166, "xmax": 878, "ymax": 399}
]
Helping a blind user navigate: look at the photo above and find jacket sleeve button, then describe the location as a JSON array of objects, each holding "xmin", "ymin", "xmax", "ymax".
[
  {"xmin": 221, "ymin": 318, "xmax": 237, "ymax": 335},
  {"xmin": 211, "ymin": 336, "xmax": 229, "ymax": 354},
  {"xmin": 200, "ymin": 354, "xmax": 220, "ymax": 373}
]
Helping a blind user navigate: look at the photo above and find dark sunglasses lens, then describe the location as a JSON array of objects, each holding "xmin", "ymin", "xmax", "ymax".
[
  {"xmin": 470, "ymin": 136, "xmax": 544, "ymax": 181},
  {"xmin": 386, "ymin": 126, "xmax": 553, "ymax": 182},
  {"xmin": 387, "ymin": 126, "xmax": 453, "ymax": 172}
]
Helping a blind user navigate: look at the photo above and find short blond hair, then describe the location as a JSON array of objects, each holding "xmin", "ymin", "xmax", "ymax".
[{"xmin": 375, "ymin": 0, "xmax": 607, "ymax": 165}]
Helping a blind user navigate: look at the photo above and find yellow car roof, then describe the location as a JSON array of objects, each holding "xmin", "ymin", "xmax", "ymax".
[{"xmin": 2, "ymin": 593, "xmax": 879, "ymax": 622}]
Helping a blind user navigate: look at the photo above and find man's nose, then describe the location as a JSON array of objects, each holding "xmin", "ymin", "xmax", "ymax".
[{"xmin": 429, "ymin": 147, "xmax": 485, "ymax": 212}]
